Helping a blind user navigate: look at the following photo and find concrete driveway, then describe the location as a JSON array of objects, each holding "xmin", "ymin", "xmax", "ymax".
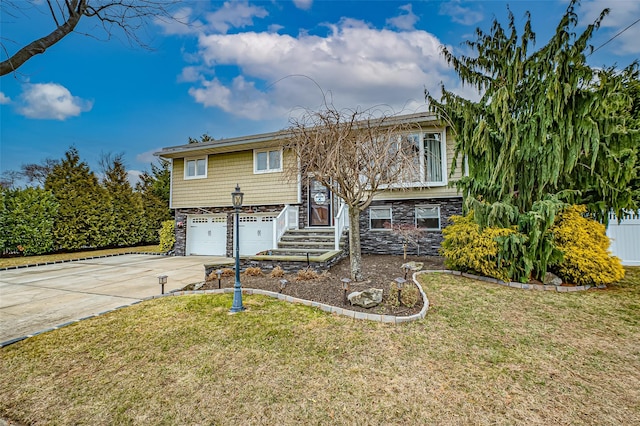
[{"xmin": 0, "ymin": 254, "xmax": 233, "ymax": 345}]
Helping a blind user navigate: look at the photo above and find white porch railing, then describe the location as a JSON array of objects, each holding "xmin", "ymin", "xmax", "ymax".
[
  {"xmin": 273, "ymin": 205, "xmax": 299, "ymax": 249},
  {"xmin": 334, "ymin": 203, "xmax": 349, "ymax": 250}
]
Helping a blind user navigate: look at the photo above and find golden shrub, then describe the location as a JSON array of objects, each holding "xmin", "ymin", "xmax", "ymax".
[
  {"xmin": 221, "ymin": 268, "xmax": 234, "ymax": 277},
  {"xmin": 550, "ymin": 205, "xmax": 624, "ymax": 286},
  {"xmin": 440, "ymin": 213, "xmax": 516, "ymax": 282}
]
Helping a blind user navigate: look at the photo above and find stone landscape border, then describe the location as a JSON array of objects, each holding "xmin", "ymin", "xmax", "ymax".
[
  {"xmin": 426, "ymin": 269, "xmax": 603, "ymax": 292},
  {"xmin": 0, "ymin": 251, "xmax": 167, "ymax": 271}
]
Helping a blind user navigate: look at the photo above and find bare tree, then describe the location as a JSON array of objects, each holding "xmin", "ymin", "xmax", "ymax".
[
  {"xmin": 1, "ymin": 0, "xmax": 180, "ymax": 76},
  {"xmin": 20, "ymin": 158, "xmax": 59, "ymax": 186},
  {"xmin": 286, "ymin": 107, "xmax": 420, "ymax": 281}
]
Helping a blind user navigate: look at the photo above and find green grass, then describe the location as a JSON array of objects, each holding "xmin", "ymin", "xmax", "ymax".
[
  {"xmin": 1, "ymin": 268, "xmax": 638, "ymax": 425},
  {"xmin": 0, "ymin": 245, "xmax": 163, "ymax": 268}
]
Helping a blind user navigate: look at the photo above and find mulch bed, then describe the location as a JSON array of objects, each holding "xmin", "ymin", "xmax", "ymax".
[{"xmin": 195, "ymin": 255, "xmax": 445, "ymax": 316}]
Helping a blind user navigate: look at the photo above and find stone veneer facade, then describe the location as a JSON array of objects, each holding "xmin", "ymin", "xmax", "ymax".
[
  {"xmin": 358, "ymin": 197, "xmax": 463, "ymax": 256},
  {"xmin": 175, "ymin": 197, "xmax": 462, "ymax": 257}
]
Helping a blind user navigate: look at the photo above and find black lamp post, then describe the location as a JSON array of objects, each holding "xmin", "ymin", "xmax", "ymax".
[{"xmin": 230, "ymin": 184, "xmax": 245, "ymax": 313}]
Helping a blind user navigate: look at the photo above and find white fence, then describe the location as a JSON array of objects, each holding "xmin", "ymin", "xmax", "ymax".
[{"xmin": 607, "ymin": 210, "xmax": 640, "ymax": 266}]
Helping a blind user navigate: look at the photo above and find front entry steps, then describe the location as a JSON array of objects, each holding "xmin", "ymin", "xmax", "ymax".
[{"xmin": 236, "ymin": 227, "xmax": 348, "ymax": 273}]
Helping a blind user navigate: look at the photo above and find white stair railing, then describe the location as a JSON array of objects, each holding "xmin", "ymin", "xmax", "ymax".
[
  {"xmin": 273, "ymin": 205, "xmax": 299, "ymax": 249},
  {"xmin": 334, "ymin": 202, "xmax": 349, "ymax": 251}
]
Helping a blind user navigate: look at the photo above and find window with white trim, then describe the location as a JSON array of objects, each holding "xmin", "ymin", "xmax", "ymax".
[
  {"xmin": 402, "ymin": 131, "xmax": 445, "ymax": 184},
  {"xmin": 185, "ymin": 157, "xmax": 207, "ymax": 179},
  {"xmin": 416, "ymin": 205, "xmax": 440, "ymax": 230},
  {"xmin": 254, "ymin": 149, "xmax": 282, "ymax": 173},
  {"xmin": 370, "ymin": 206, "xmax": 392, "ymax": 230}
]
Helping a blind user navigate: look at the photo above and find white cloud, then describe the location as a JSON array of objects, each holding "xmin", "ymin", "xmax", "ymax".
[
  {"xmin": 582, "ymin": 0, "xmax": 640, "ymax": 55},
  {"xmin": 205, "ymin": 1, "xmax": 268, "ymax": 34},
  {"xmin": 0, "ymin": 92, "xmax": 10, "ymax": 104},
  {"xmin": 156, "ymin": 1, "xmax": 268, "ymax": 35},
  {"xmin": 439, "ymin": 1, "xmax": 483, "ymax": 26},
  {"xmin": 386, "ymin": 4, "xmax": 419, "ymax": 31},
  {"xmin": 127, "ymin": 170, "xmax": 143, "ymax": 187},
  {"xmin": 292, "ymin": 0, "xmax": 313, "ymax": 11},
  {"xmin": 186, "ymin": 18, "xmax": 456, "ymax": 120},
  {"xmin": 136, "ymin": 148, "xmax": 162, "ymax": 164},
  {"xmin": 17, "ymin": 83, "xmax": 93, "ymax": 120}
]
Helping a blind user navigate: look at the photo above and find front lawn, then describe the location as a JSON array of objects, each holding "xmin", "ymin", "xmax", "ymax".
[{"xmin": 1, "ymin": 268, "xmax": 638, "ymax": 425}]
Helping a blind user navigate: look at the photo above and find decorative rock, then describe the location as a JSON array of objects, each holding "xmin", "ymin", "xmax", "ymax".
[
  {"xmin": 402, "ymin": 261, "xmax": 424, "ymax": 272},
  {"xmin": 348, "ymin": 288, "xmax": 383, "ymax": 308},
  {"xmin": 543, "ymin": 272, "xmax": 563, "ymax": 286}
]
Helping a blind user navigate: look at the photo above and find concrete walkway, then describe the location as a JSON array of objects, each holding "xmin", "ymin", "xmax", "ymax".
[{"xmin": 0, "ymin": 254, "xmax": 233, "ymax": 345}]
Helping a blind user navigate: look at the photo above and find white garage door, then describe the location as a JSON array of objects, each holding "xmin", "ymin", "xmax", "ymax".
[
  {"xmin": 186, "ymin": 215, "xmax": 227, "ymax": 256},
  {"xmin": 236, "ymin": 214, "xmax": 276, "ymax": 256}
]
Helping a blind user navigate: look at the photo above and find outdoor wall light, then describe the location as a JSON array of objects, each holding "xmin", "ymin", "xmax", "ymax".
[
  {"xmin": 158, "ymin": 275, "xmax": 168, "ymax": 295},
  {"xmin": 279, "ymin": 279, "xmax": 288, "ymax": 293},
  {"xmin": 215, "ymin": 269, "xmax": 223, "ymax": 289},
  {"xmin": 230, "ymin": 184, "xmax": 245, "ymax": 313},
  {"xmin": 341, "ymin": 278, "xmax": 351, "ymax": 305},
  {"xmin": 394, "ymin": 277, "xmax": 406, "ymax": 306}
]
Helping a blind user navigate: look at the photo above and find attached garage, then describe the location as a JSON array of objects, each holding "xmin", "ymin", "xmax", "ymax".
[
  {"xmin": 236, "ymin": 214, "xmax": 276, "ymax": 256},
  {"xmin": 186, "ymin": 215, "xmax": 227, "ymax": 256}
]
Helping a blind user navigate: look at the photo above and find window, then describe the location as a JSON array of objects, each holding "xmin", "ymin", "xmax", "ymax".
[
  {"xmin": 416, "ymin": 205, "xmax": 440, "ymax": 230},
  {"xmin": 185, "ymin": 157, "xmax": 207, "ymax": 179},
  {"xmin": 403, "ymin": 131, "xmax": 445, "ymax": 185},
  {"xmin": 423, "ymin": 133, "xmax": 443, "ymax": 183},
  {"xmin": 254, "ymin": 149, "xmax": 282, "ymax": 173},
  {"xmin": 370, "ymin": 206, "xmax": 392, "ymax": 230}
]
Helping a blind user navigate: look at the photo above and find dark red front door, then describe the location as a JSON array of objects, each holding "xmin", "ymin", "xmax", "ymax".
[{"xmin": 309, "ymin": 179, "xmax": 331, "ymax": 226}]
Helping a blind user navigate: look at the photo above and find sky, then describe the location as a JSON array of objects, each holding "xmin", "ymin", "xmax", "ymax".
[{"xmin": 1, "ymin": 0, "xmax": 638, "ymax": 185}]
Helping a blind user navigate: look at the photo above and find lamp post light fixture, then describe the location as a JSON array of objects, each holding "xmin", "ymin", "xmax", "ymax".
[
  {"xmin": 230, "ymin": 184, "xmax": 245, "ymax": 313},
  {"xmin": 402, "ymin": 264, "xmax": 410, "ymax": 280},
  {"xmin": 394, "ymin": 277, "xmax": 406, "ymax": 307},
  {"xmin": 215, "ymin": 269, "xmax": 223, "ymax": 289},
  {"xmin": 158, "ymin": 275, "xmax": 168, "ymax": 295},
  {"xmin": 341, "ymin": 278, "xmax": 351, "ymax": 305},
  {"xmin": 279, "ymin": 279, "xmax": 288, "ymax": 293}
]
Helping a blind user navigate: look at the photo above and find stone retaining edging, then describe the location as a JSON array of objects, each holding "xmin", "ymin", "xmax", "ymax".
[
  {"xmin": 0, "ymin": 252, "xmax": 169, "ymax": 271},
  {"xmin": 415, "ymin": 269, "xmax": 600, "ymax": 292}
]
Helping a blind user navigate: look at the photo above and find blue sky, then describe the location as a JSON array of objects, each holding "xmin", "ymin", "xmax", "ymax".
[{"xmin": 1, "ymin": 0, "xmax": 638, "ymax": 184}]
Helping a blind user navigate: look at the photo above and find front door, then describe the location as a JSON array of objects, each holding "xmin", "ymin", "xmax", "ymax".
[{"xmin": 309, "ymin": 178, "xmax": 331, "ymax": 226}]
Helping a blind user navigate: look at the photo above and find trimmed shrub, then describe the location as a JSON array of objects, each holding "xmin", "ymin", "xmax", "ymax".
[
  {"xmin": 387, "ymin": 281, "xmax": 420, "ymax": 308},
  {"xmin": 440, "ymin": 213, "xmax": 516, "ymax": 281},
  {"xmin": 158, "ymin": 220, "xmax": 176, "ymax": 252},
  {"xmin": 550, "ymin": 205, "xmax": 624, "ymax": 286}
]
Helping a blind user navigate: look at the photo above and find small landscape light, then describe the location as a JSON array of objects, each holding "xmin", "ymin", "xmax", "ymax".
[
  {"xmin": 402, "ymin": 264, "xmax": 410, "ymax": 279},
  {"xmin": 341, "ymin": 278, "xmax": 351, "ymax": 305},
  {"xmin": 279, "ymin": 279, "xmax": 288, "ymax": 293},
  {"xmin": 215, "ymin": 269, "xmax": 223, "ymax": 289},
  {"xmin": 394, "ymin": 277, "xmax": 406, "ymax": 306},
  {"xmin": 158, "ymin": 275, "xmax": 168, "ymax": 295}
]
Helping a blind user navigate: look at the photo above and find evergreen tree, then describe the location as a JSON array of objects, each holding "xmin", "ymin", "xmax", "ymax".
[
  {"xmin": 45, "ymin": 147, "xmax": 108, "ymax": 251},
  {"xmin": 427, "ymin": 1, "xmax": 639, "ymax": 280},
  {"xmin": 0, "ymin": 187, "xmax": 58, "ymax": 255},
  {"xmin": 136, "ymin": 159, "xmax": 172, "ymax": 243},
  {"xmin": 101, "ymin": 153, "xmax": 145, "ymax": 247}
]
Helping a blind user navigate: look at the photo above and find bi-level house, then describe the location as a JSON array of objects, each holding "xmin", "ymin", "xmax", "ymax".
[{"xmin": 156, "ymin": 112, "xmax": 464, "ymax": 262}]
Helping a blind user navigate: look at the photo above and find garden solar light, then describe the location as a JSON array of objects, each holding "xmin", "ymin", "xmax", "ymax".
[
  {"xmin": 395, "ymin": 277, "xmax": 406, "ymax": 307},
  {"xmin": 215, "ymin": 269, "xmax": 223, "ymax": 289},
  {"xmin": 158, "ymin": 275, "xmax": 168, "ymax": 295},
  {"xmin": 341, "ymin": 278, "xmax": 351, "ymax": 305},
  {"xmin": 279, "ymin": 279, "xmax": 288, "ymax": 293}
]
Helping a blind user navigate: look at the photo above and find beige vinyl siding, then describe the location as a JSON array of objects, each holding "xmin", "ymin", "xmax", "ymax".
[
  {"xmin": 374, "ymin": 129, "xmax": 462, "ymax": 200},
  {"xmin": 172, "ymin": 150, "xmax": 298, "ymax": 208}
]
